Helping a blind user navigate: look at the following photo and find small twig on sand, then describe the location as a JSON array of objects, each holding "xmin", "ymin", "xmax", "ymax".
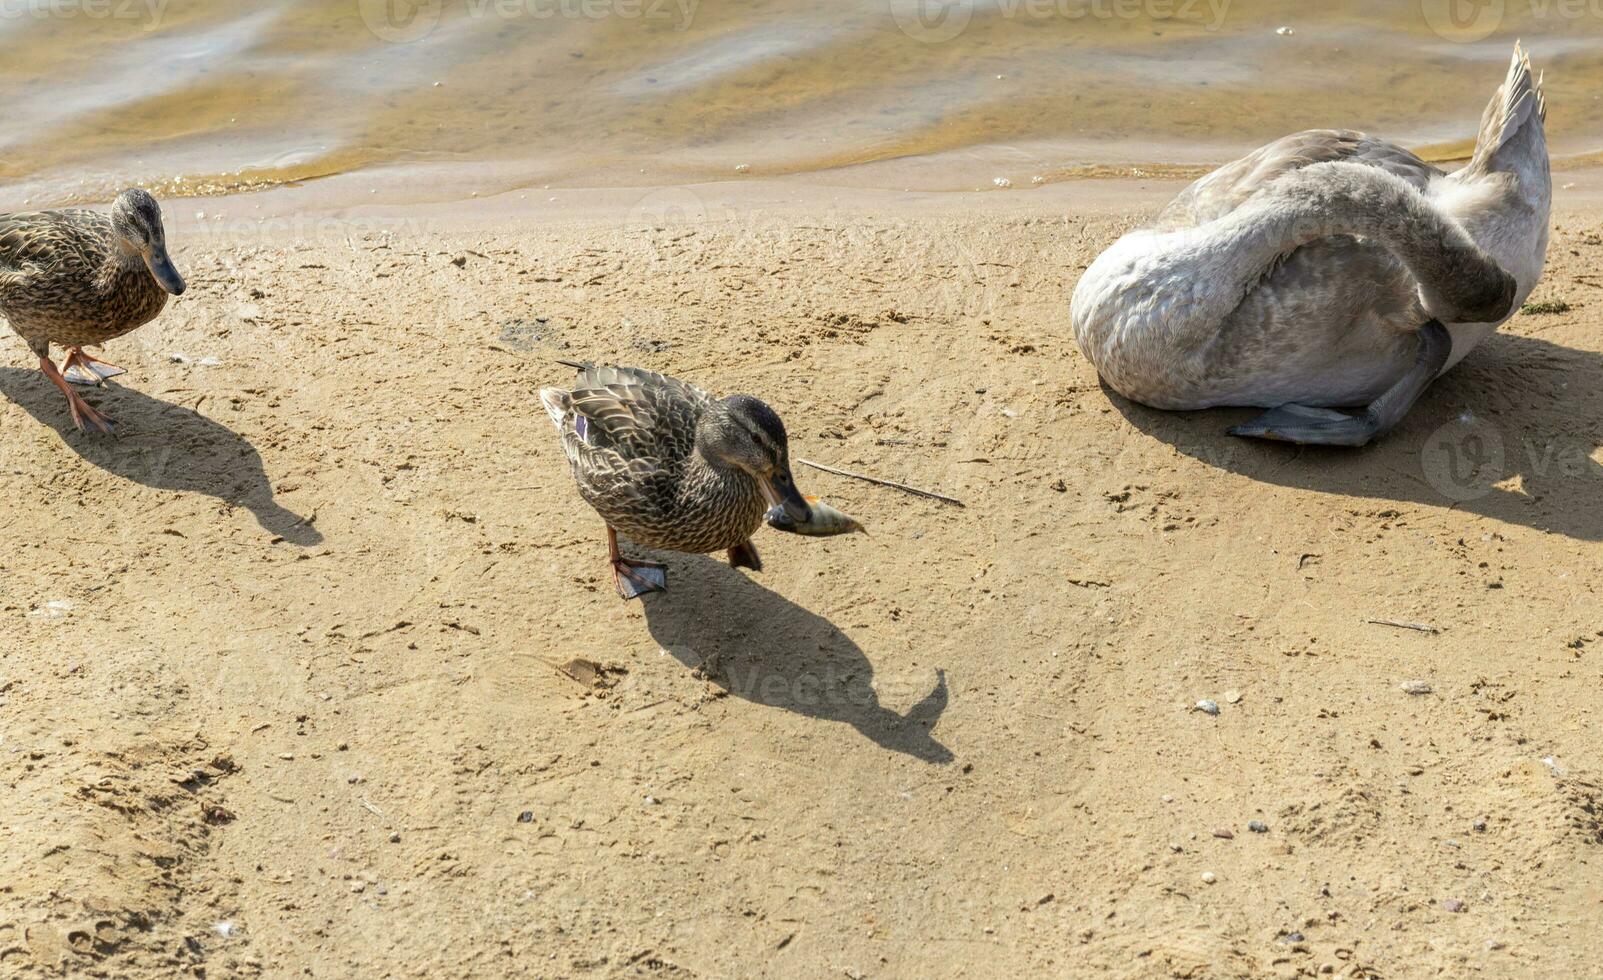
[
  {"xmin": 794, "ymin": 458, "xmax": 965, "ymax": 508},
  {"xmin": 1366, "ymin": 618, "xmax": 1441, "ymax": 634},
  {"xmin": 1067, "ymin": 578, "xmax": 1111, "ymax": 589}
]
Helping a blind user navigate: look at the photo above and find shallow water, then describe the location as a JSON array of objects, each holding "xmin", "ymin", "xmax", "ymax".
[{"xmin": 1, "ymin": 0, "xmax": 1600, "ymax": 205}]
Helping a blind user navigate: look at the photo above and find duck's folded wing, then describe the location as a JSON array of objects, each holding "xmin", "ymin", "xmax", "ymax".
[
  {"xmin": 0, "ymin": 215, "xmax": 49, "ymax": 277},
  {"xmin": 565, "ymin": 434, "xmax": 668, "ymax": 501},
  {"xmin": 0, "ymin": 211, "xmax": 106, "ymax": 287},
  {"xmin": 566, "ymin": 368, "xmax": 710, "ymax": 462},
  {"xmin": 1155, "ymin": 130, "xmax": 1446, "ymax": 229}
]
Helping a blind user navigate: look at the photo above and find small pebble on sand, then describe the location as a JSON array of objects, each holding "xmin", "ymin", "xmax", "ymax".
[
  {"xmin": 517, "ymin": 810, "xmax": 534, "ymax": 823},
  {"xmin": 1248, "ymin": 820, "xmax": 1268, "ymax": 833},
  {"xmin": 1200, "ymin": 872, "xmax": 1217, "ymax": 884},
  {"xmin": 1443, "ymin": 899, "xmax": 1467, "ymax": 913},
  {"xmin": 1211, "ymin": 827, "xmax": 1235, "ymax": 840},
  {"xmin": 26, "ymin": 600, "xmax": 74, "ymax": 620},
  {"xmin": 1195, "ymin": 699, "xmax": 1220, "ymax": 716},
  {"xmin": 1401, "ymin": 680, "xmax": 1433, "ymax": 695}
]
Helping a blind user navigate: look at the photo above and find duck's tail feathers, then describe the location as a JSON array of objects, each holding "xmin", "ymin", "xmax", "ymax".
[
  {"xmin": 1464, "ymin": 40, "xmax": 1546, "ymax": 179},
  {"xmin": 539, "ymin": 387, "xmax": 571, "ymax": 430}
]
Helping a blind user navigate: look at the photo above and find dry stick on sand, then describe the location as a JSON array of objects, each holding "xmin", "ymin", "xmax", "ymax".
[
  {"xmin": 794, "ymin": 458, "xmax": 965, "ymax": 508},
  {"xmin": 1366, "ymin": 618, "xmax": 1442, "ymax": 634}
]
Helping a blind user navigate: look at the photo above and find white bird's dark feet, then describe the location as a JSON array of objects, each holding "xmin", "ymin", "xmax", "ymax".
[
  {"xmin": 1229, "ymin": 320, "xmax": 1452, "ymax": 448},
  {"xmin": 1228, "ymin": 404, "xmax": 1382, "ymax": 447}
]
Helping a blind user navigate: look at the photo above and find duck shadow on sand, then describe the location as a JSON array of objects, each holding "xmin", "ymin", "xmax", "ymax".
[
  {"xmin": 1109, "ymin": 333, "xmax": 1603, "ymax": 541},
  {"xmin": 0, "ymin": 367, "xmax": 321, "ymax": 546},
  {"xmin": 641, "ymin": 554, "xmax": 953, "ymax": 765}
]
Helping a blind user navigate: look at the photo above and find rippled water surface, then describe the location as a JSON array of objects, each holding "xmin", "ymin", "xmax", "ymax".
[{"xmin": 2, "ymin": 0, "xmax": 1600, "ymax": 203}]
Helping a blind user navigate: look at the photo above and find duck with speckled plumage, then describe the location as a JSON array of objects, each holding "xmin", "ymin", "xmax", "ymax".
[
  {"xmin": 541, "ymin": 360, "xmax": 862, "ymax": 600},
  {"xmin": 0, "ymin": 188, "xmax": 186, "ymax": 434}
]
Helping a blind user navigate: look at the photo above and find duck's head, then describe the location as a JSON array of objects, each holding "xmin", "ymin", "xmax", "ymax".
[
  {"xmin": 112, "ymin": 188, "xmax": 186, "ymax": 296},
  {"xmin": 697, "ymin": 394, "xmax": 811, "ymax": 524}
]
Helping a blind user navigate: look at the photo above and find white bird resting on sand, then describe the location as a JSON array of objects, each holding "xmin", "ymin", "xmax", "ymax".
[{"xmin": 1071, "ymin": 42, "xmax": 1550, "ymax": 446}]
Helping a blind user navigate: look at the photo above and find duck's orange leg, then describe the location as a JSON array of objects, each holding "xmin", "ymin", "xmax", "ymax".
[
  {"xmin": 39, "ymin": 356, "xmax": 116, "ymax": 434},
  {"xmin": 608, "ymin": 526, "xmax": 666, "ymax": 600},
  {"xmin": 62, "ymin": 347, "xmax": 126, "ymax": 386}
]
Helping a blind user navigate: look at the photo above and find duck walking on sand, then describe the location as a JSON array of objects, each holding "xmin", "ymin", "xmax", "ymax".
[
  {"xmin": 1071, "ymin": 43, "xmax": 1548, "ymax": 446},
  {"xmin": 0, "ymin": 188, "xmax": 187, "ymax": 434},
  {"xmin": 541, "ymin": 360, "xmax": 830, "ymax": 600}
]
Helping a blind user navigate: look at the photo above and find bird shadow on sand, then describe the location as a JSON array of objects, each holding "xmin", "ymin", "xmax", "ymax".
[
  {"xmin": 1106, "ymin": 332, "xmax": 1603, "ymax": 541},
  {"xmin": 0, "ymin": 367, "xmax": 322, "ymax": 546},
  {"xmin": 640, "ymin": 554, "xmax": 953, "ymax": 765}
]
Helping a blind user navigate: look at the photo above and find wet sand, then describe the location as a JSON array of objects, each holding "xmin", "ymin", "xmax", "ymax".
[{"xmin": 2, "ymin": 177, "xmax": 1602, "ymax": 977}]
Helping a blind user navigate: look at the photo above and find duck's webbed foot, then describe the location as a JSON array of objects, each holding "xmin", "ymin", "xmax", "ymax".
[
  {"xmin": 613, "ymin": 558, "xmax": 668, "ymax": 600},
  {"xmin": 606, "ymin": 526, "xmax": 666, "ymax": 600},
  {"xmin": 62, "ymin": 347, "xmax": 126, "ymax": 386},
  {"xmin": 1228, "ymin": 319, "xmax": 1452, "ymax": 448}
]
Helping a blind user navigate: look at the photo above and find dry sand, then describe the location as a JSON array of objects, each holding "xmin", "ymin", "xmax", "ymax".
[{"xmin": 1, "ymin": 178, "xmax": 1601, "ymax": 978}]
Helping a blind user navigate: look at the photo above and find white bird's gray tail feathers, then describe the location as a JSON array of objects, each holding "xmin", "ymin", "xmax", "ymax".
[{"xmin": 1465, "ymin": 41, "xmax": 1546, "ymax": 178}]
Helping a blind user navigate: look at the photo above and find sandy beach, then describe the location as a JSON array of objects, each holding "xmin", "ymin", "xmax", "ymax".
[{"xmin": 0, "ymin": 175, "xmax": 1599, "ymax": 978}]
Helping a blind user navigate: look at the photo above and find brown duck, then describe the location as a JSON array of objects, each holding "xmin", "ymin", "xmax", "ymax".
[
  {"xmin": 0, "ymin": 188, "xmax": 187, "ymax": 434},
  {"xmin": 541, "ymin": 360, "xmax": 818, "ymax": 600}
]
